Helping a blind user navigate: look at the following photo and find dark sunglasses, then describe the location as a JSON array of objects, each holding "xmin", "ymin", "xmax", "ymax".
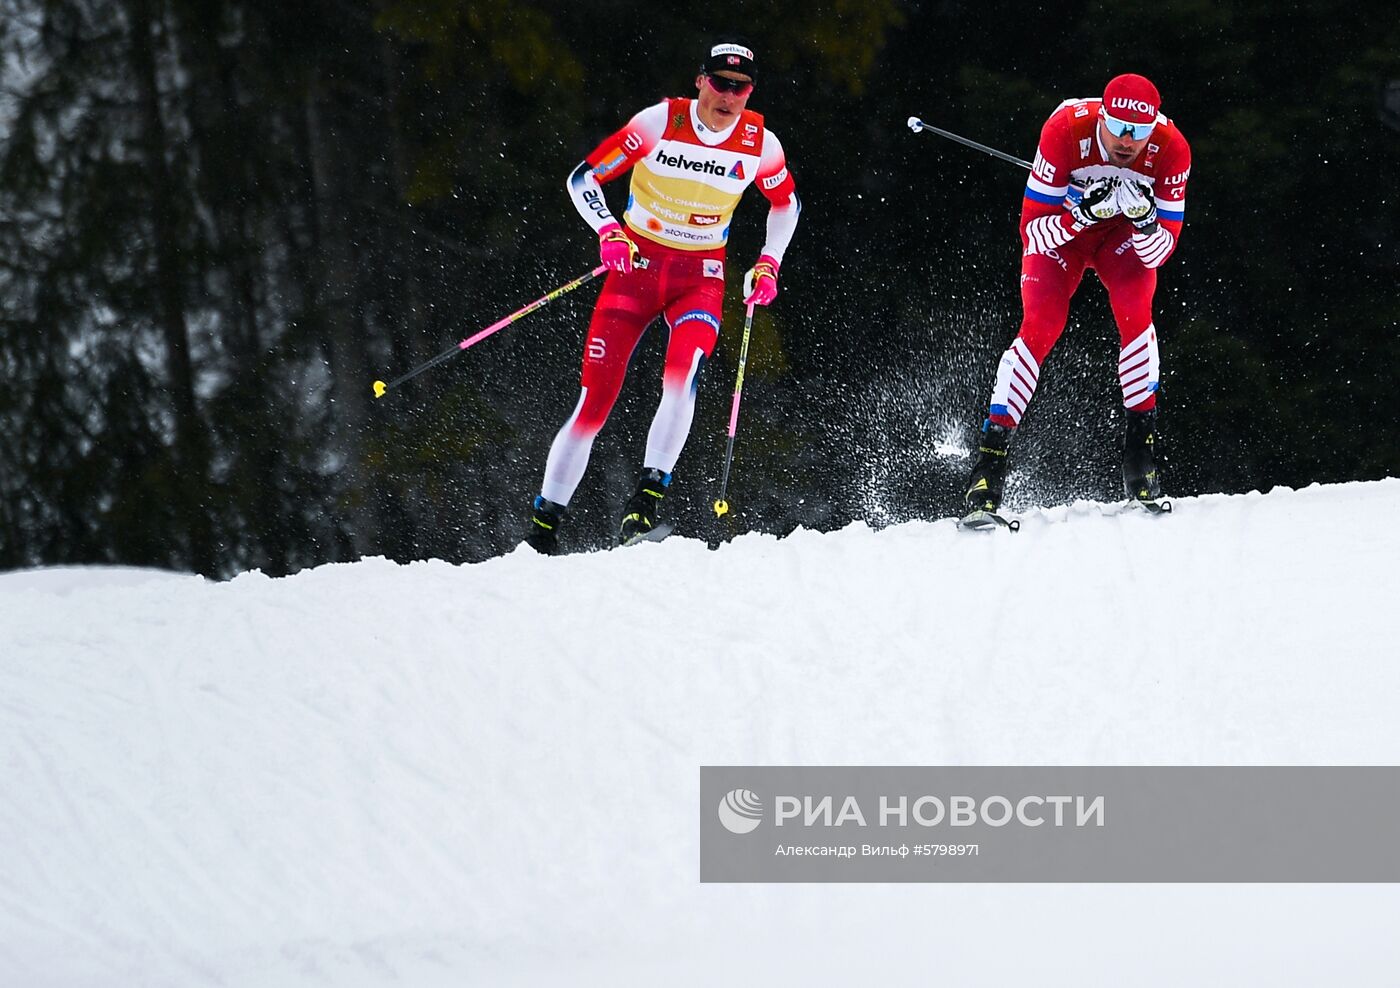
[{"xmin": 704, "ymin": 73, "xmax": 754, "ymax": 96}]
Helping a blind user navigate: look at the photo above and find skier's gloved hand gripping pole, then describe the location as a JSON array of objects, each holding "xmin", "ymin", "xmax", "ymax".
[
  {"xmin": 371, "ymin": 257, "xmax": 646, "ymax": 399},
  {"xmin": 906, "ymin": 116, "xmax": 1085, "ymax": 192}
]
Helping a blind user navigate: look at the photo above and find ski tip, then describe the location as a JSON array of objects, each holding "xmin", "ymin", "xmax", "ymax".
[
  {"xmin": 958, "ymin": 510, "xmax": 1019, "ymax": 533},
  {"xmin": 1131, "ymin": 498, "xmax": 1173, "ymax": 515},
  {"xmin": 621, "ymin": 523, "xmax": 674, "ymax": 548},
  {"xmin": 372, "ymin": 380, "xmax": 387, "ymax": 399}
]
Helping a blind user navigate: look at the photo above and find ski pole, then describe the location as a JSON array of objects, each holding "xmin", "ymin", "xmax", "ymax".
[
  {"xmin": 713, "ymin": 301, "xmax": 756, "ymax": 518},
  {"xmin": 907, "ymin": 116, "xmax": 1085, "ymax": 191},
  {"xmin": 372, "ymin": 261, "xmax": 641, "ymax": 399},
  {"xmin": 906, "ymin": 116, "xmax": 1035, "ymax": 171}
]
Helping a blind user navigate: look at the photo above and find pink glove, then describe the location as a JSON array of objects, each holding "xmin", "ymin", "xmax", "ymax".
[
  {"xmin": 598, "ymin": 222, "xmax": 639, "ymax": 274},
  {"xmin": 743, "ymin": 254, "xmax": 780, "ymax": 306}
]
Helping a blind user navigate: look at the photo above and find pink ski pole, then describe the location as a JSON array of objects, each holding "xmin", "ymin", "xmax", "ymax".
[{"xmin": 372, "ymin": 262, "xmax": 630, "ymax": 398}]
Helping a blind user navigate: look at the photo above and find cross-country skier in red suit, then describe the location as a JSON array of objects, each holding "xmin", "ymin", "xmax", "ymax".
[
  {"xmin": 524, "ymin": 40, "xmax": 799, "ymax": 554},
  {"xmin": 963, "ymin": 74, "xmax": 1191, "ymax": 519}
]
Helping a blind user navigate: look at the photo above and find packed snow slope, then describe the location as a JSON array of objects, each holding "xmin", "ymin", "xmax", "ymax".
[{"xmin": 5, "ymin": 480, "xmax": 1400, "ymax": 987}]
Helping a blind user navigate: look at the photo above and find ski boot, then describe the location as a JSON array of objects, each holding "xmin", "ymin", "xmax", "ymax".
[
  {"xmin": 1123, "ymin": 408, "xmax": 1162, "ymax": 500},
  {"xmin": 524, "ymin": 496, "xmax": 566, "ymax": 555},
  {"xmin": 619, "ymin": 468, "xmax": 670, "ymax": 546},
  {"xmin": 1123, "ymin": 408, "xmax": 1170, "ymax": 513},
  {"xmin": 959, "ymin": 421, "xmax": 1018, "ymax": 531}
]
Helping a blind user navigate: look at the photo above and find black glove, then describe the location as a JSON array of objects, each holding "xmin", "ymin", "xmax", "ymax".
[{"xmin": 1067, "ymin": 177, "xmax": 1120, "ymax": 228}]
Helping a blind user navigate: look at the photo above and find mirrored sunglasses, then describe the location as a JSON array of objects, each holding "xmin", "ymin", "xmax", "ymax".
[
  {"xmin": 1101, "ymin": 108, "xmax": 1155, "ymax": 141},
  {"xmin": 705, "ymin": 73, "xmax": 754, "ymax": 96}
]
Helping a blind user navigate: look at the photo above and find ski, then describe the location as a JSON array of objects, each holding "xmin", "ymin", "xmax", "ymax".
[
  {"xmin": 620, "ymin": 522, "xmax": 674, "ymax": 547},
  {"xmin": 957, "ymin": 509, "xmax": 1020, "ymax": 533},
  {"xmin": 1128, "ymin": 497, "xmax": 1172, "ymax": 516}
]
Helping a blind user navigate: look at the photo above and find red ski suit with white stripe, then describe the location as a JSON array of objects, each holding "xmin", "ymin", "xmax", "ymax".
[
  {"xmin": 987, "ymin": 98, "xmax": 1191, "ymax": 429},
  {"xmin": 539, "ymin": 97, "xmax": 798, "ymax": 507}
]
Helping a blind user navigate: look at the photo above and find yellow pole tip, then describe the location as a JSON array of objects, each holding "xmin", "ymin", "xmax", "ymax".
[
  {"xmin": 713, "ymin": 499, "xmax": 729, "ymax": 517},
  {"xmin": 372, "ymin": 380, "xmax": 387, "ymax": 398}
]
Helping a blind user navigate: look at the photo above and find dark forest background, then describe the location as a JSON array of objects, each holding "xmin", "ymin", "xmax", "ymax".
[{"xmin": 1, "ymin": 0, "xmax": 1397, "ymax": 577}]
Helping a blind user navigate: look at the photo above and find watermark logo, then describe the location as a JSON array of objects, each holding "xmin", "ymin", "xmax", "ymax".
[
  {"xmin": 702, "ymin": 767, "xmax": 1400, "ymax": 882},
  {"xmin": 718, "ymin": 788, "xmax": 763, "ymax": 834}
]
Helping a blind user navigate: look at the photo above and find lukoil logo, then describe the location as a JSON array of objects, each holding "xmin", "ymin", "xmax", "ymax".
[
  {"xmin": 718, "ymin": 789, "xmax": 763, "ymax": 834},
  {"xmin": 1110, "ymin": 97, "xmax": 1156, "ymax": 117}
]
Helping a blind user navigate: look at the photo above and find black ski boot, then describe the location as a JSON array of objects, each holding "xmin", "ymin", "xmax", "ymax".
[
  {"xmin": 1122, "ymin": 408, "xmax": 1163, "ymax": 502},
  {"xmin": 964, "ymin": 421, "xmax": 1014, "ymax": 513},
  {"xmin": 524, "ymin": 496, "xmax": 566, "ymax": 555},
  {"xmin": 619, "ymin": 468, "xmax": 669, "ymax": 546}
]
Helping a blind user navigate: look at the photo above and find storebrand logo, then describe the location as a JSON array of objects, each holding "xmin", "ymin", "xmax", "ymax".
[
  {"xmin": 1110, "ymin": 97, "xmax": 1156, "ymax": 116},
  {"xmin": 655, "ymin": 150, "xmax": 728, "ymax": 176},
  {"xmin": 711, "ymin": 43, "xmax": 754, "ymax": 60},
  {"xmin": 663, "ymin": 226, "xmax": 713, "ymax": 241},
  {"xmin": 676, "ymin": 309, "xmax": 721, "ymax": 331}
]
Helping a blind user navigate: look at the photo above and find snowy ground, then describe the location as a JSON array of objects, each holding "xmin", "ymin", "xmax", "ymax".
[{"xmin": 4, "ymin": 481, "xmax": 1400, "ymax": 986}]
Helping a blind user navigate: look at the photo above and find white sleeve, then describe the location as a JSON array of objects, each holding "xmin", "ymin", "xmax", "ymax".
[
  {"xmin": 564, "ymin": 102, "xmax": 669, "ymax": 234},
  {"xmin": 565, "ymin": 161, "xmax": 614, "ymax": 233},
  {"xmin": 761, "ymin": 194, "xmax": 801, "ymax": 264},
  {"xmin": 1132, "ymin": 226, "xmax": 1176, "ymax": 268},
  {"xmin": 756, "ymin": 131, "xmax": 800, "ymax": 264}
]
